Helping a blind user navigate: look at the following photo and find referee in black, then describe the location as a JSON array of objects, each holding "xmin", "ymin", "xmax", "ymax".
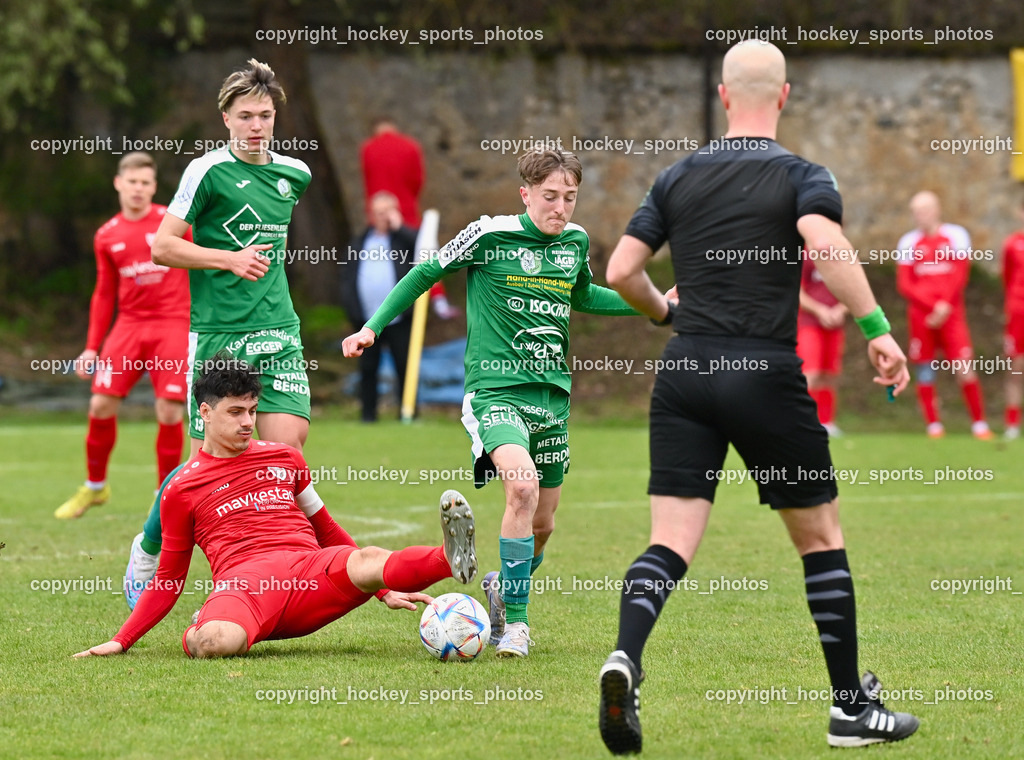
[{"xmin": 597, "ymin": 40, "xmax": 918, "ymax": 753}]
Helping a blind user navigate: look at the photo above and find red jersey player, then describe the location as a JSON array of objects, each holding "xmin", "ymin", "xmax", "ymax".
[
  {"xmin": 56, "ymin": 153, "xmax": 192, "ymax": 520},
  {"xmin": 75, "ymin": 355, "xmax": 478, "ymax": 659},
  {"xmin": 1002, "ymin": 198, "xmax": 1024, "ymax": 439},
  {"xmin": 895, "ymin": 191, "xmax": 991, "ymax": 439},
  {"xmin": 797, "ymin": 255, "xmax": 847, "ymax": 436}
]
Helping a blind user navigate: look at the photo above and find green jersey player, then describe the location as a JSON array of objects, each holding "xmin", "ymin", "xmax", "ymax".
[
  {"xmin": 122, "ymin": 59, "xmax": 315, "ymax": 609},
  {"xmin": 343, "ymin": 148, "xmax": 673, "ymax": 656}
]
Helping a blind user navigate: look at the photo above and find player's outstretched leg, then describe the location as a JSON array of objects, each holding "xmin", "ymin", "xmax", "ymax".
[
  {"xmin": 599, "ymin": 650, "xmax": 644, "ymax": 755},
  {"xmin": 827, "ymin": 672, "xmax": 920, "ymax": 747},
  {"xmin": 440, "ymin": 489, "xmax": 477, "ymax": 584},
  {"xmin": 123, "ymin": 463, "xmax": 181, "ymax": 608}
]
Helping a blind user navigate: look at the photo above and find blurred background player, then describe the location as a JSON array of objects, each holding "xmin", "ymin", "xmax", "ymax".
[
  {"xmin": 122, "ymin": 59, "xmax": 314, "ymax": 606},
  {"xmin": 76, "ymin": 355, "xmax": 477, "ymax": 659},
  {"xmin": 1002, "ymin": 196, "xmax": 1024, "ymax": 439},
  {"xmin": 896, "ymin": 191, "xmax": 991, "ymax": 439},
  {"xmin": 55, "ymin": 152, "xmax": 190, "ymax": 520},
  {"xmin": 344, "ymin": 148, "xmax": 654, "ymax": 658},
  {"xmin": 340, "ymin": 191, "xmax": 418, "ymax": 421},
  {"xmin": 797, "ymin": 254, "xmax": 847, "ymax": 436},
  {"xmin": 361, "ymin": 115, "xmax": 459, "ymax": 319}
]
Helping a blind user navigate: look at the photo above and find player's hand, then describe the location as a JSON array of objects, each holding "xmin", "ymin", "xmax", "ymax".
[
  {"xmin": 73, "ymin": 349, "xmax": 99, "ymax": 380},
  {"xmin": 867, "ymin": 333, "xmax": 911, "ymax": 396},
  {"xmin": 380, "ymin": 590, "xmax": 432, "ymax": 610},
  {"xmin": 229, "ymin": 244, "xmax": 274, "ymax": 281},
  {"xmin": 820, "ymin": 305, "xmax": 846, "ymax": 330},
  {"xmin": 925, "ymin": 300, "xmax": 952, "ymax": 328},
  {"xmin": 342, "ymin": 327, "xmax": 377, "ymax": 357},
  {"xmin": 664, "ymin": 285, "xmax": 679, "ymax": 306},
  {"xmin": 73, "ymin": 641, "xmax": 124, "ymax": 658}
]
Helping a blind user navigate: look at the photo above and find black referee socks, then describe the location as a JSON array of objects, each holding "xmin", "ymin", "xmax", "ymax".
[
  {"xmin": 615, "ymin": 544, "xmax": 688, "ymax": 670},
  {"xmin": 802, "ymin": 548, "xmax": 866, "ymax": 714}
]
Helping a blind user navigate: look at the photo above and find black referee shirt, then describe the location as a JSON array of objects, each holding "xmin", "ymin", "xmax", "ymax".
[{"xmin": 625, "ymin": 138, "xmax": 843, "ymax": 344}]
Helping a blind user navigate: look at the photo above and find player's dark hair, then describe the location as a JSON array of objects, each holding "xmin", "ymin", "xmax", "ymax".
[
  {"xmin": 117, "ymin": 151, "xmax": 156, "ymax": 175},
  {"xmin": 518, "ymin": 147, "xmax": 582, "ymax": 187},
  {"xmin": 192, "ymin": 351, "xmax": 261, "ymax": 407},
  {"xmin": 218, "ymin": 59, "xmax": 286, "ymax": 112}
]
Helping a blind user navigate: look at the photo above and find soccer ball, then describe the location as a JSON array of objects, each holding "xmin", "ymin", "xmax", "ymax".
[{"xmin": 419, "ymin": 592, "xmax": 490, "ymax": 661}]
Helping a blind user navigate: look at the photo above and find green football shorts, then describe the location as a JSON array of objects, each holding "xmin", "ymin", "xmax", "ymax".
[
  {"xmin": 461, "ymin": 383, "xmax": 570, "ymax": 488},
  {"xmin": 186, "ymin": 325, "xmax": 311, "ymax": 439}
]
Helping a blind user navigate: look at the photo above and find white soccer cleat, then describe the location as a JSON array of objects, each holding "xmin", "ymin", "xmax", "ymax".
[{"xmin": 495, "ymin": 621, "xmax": 533, "ymax": 658}]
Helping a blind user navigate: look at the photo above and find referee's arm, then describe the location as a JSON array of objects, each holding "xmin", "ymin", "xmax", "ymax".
[
  {"xmin": 606, "ymin": 235, "xmax": 670, "ymax": 322},
  {"xmin": 798, "ymin": 214, "xmax": 911, "ymax": 395}
]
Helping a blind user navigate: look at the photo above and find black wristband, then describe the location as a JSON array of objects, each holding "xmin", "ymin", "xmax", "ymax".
[{"xmin": 651, "ymin": 301, "xmax": 676, "ymax": 327}]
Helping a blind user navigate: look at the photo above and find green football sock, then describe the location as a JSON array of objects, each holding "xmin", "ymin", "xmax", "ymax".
[{"xmin": 499, "ymin": 536, "xmax": 534, "ymax": 625}]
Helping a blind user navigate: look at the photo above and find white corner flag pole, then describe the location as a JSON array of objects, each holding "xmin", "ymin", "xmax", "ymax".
[{"xmin": 401, "ymin": 209, "xmax": 440, "ymax": 423}]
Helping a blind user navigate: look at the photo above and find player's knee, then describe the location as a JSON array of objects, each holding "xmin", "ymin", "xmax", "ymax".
[
  {"xmin": 190, "ymin": 622, "xmax": 248, "ymax": 658},
  {"xmin": 504, "ymin": 478, "xmax": 539, "ymax": 511},
  {"xmin": 155, "ymin": 398, "xmax": 185, "ymax": 425},
  {"xmin": 916, "ymin": 364, "xmax": 936, "ymax": 384},
  {"xmin": 89, "ymin": 394, "xmax": 120, "ymax": 418},
  {"xmin": 346, "ymin": 546, "xmax": 390, "ymax": 591}
]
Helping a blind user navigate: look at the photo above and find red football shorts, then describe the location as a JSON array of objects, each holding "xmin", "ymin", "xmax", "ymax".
[
  {"xmin": 92, "ymin": 318, "xmax": 189, "ymax": 401},
  {"xmin": 796, "ymin": 324, "xmax": 845, "ymax": 374},
  {"xmin": 187, "ymin": 546, "xmax": 373, "ymax": 650},
  {"xmin": 907, "ymin": 309, "xmax": 973, "ymax": 364}
]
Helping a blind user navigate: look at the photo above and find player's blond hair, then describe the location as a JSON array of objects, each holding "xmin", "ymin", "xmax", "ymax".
[
  {"xmin": 518, "ymin": 148, "xmax": 582, "ymax": 187},
  {"xmin": 117, "ymin": 151, "xmax": 156, "ymax": 175},
  {"xmin": 217, "ymin": 59, "xmax": 287, "ymax": 113}
]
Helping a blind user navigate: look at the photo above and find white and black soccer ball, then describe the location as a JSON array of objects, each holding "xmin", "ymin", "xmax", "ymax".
[{"xmin": 419, "ymin": 592, "xmax": 490, "ymax": 661}]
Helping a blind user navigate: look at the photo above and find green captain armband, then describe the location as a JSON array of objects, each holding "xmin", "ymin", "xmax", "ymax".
[{"xmin": 855, "ymin": 306, "xmax": 890, "ymax": 340}]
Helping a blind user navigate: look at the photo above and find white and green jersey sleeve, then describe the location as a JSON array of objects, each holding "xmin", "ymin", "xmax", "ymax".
[
  {"xmin": 168, "ymin": 148, "xmax": 311, "ymax": 332},
  {"xmin": 364, "ymin": 212, "xmax": 638, "ymax": 394}
]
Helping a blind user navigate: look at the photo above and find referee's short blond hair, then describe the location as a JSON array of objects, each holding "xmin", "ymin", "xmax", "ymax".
[{"xmin": 217, "ymin": 59, "xmax": 287, "ymax": 113}]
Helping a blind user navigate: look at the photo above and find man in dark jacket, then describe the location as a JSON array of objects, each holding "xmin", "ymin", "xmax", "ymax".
[{"xmin": 341, "ymin": 191, "xmax": 417, "ymax": 421}]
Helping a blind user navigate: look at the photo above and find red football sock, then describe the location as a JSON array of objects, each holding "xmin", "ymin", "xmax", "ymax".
[
  {"xmin": 156, "ymin": 421, "xmax": 184, "ymax": 485},
  {"xmin": 1007, "ymin": 406, "xmax": 1021, "ymax": 427},
  {"xmin": 818, "ymin": 388, "xmax": 836, "ymax": 425},
  {"xmin": 86, "ymin": 415, "xmax": 117, "ymax": 483},
  {"xmin": 961, "ymin": 380, "xmax": 985, "ymax": 423},
  {"xmin": 916, "ymin": 384, "xmax": 939, "ymax": 425},
  {"xmin": 381, "ymin": 546, "xmax": 451, "ymax": 591}
]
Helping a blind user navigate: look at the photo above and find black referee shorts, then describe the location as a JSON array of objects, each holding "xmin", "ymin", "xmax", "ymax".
[{"xmin": 648, "ymin": 334, "xmax": 838, "ymax": 509}]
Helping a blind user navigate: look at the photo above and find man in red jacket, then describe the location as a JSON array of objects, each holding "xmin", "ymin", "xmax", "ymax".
[
  {"xmin": 74, "ymin": 355, "xmax": 478, "ymax": 658},
  {"xmin": 56, "ymin": 152, "xmax": 191, "ymax": 519}
]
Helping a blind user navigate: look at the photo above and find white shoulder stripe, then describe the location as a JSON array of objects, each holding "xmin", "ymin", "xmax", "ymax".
[
  {"xmin": 167, "ymin": 149, "xmax": 235, "ymax": 220},
  {"xmin": 269, "ymin": 150, "xmax": 311, "ymax": 176}
]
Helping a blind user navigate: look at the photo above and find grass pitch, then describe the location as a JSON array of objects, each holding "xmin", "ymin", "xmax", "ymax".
[{"xmin": 0, "ymin": 413, "xmax": 1020, "ymax": 759}]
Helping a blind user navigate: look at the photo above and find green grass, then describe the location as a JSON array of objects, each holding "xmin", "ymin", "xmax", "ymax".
[{"xmin": 1, "ymin": 416, "xmax": 1021, "ymax": 759}]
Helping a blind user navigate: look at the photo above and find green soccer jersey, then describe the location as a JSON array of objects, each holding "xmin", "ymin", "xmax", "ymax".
[
  {"xmin": 365, "ymin": 212, "xmax": 638, "ymax": 394},
  {"xmin": 167, "ymin": 148, "xmax": 311, "ymax": 332}
]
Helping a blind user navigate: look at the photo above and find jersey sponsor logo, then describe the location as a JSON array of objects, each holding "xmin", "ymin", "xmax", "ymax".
[
  {"xmin": 546, "ymin": 246, "xmax": 577, "ymax": 274},
  {"xmin": 529, "ymin": 299, "xmax": 570, "ymax": 318},
  {"xmin": 510, "ymin": 325, "xmax": 564, "ymax": 361},
  {"xmin": 210, "ymin": 482, "xmax": 231, "ymax": 494},
  {"xmin": 277, "ymin": 178, "xmax": 292, "ymax": 198},
  {"xmin": 118, "ymin": 260, "xmax": 170, "ymax": 279},
  {"xmin": 111, "ymin": 242, "xmax": 127, "ymax": 253},
  {"xmin": 246, "ymin": 340, "xmax": 284, "ymax": 355},
  {"xmin": 236, "ymin": 180, "xmax": 251, "ymax": 189},
  {"xmin": 165, "ymin": 384, "xmax": 183, "ymax": 394},
  {"xmin": 533, "ymin": 448, "xmax": 570, "ymax": 465},
  {"xmin": 223, "ymin": 204, "xmax": 263, "ymax": 248},
  {"xmin": 481, "ymin": 406, "xmax": 529, "ymax": 436},
  {"xmin": 507, "ymin": 297, "xmax": 525, "ymax": 312},
  {"xmin": 215, "ymin": 485, "xmax": 295, "ymax": 517},
  {"xmin": 519, "ymin": 248, "xmax": 542, "ymax": 274}
]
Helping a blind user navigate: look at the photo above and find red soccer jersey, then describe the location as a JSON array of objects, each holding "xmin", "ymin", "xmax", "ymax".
[
  {"xmin": 360, "ymin": 131, "xmax": 425, "ymax": 226},
  {"xmin": 111, "ymin": 441, "xmax": 339, "ymax": 650},
  {"xmin": 895, "ymin": 224, "xmax": 972, "ymax": 316},
  {"xmin": 1002, "ymin": 231, "xmax": 1024, "ymax": 316},
  {"xmin": 87, "ymin": 205, "xmax": 191, "ymax": 351},
  {"xmin": 798, "ymin": 256, "xmax": 839, "ymax": 329}
]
